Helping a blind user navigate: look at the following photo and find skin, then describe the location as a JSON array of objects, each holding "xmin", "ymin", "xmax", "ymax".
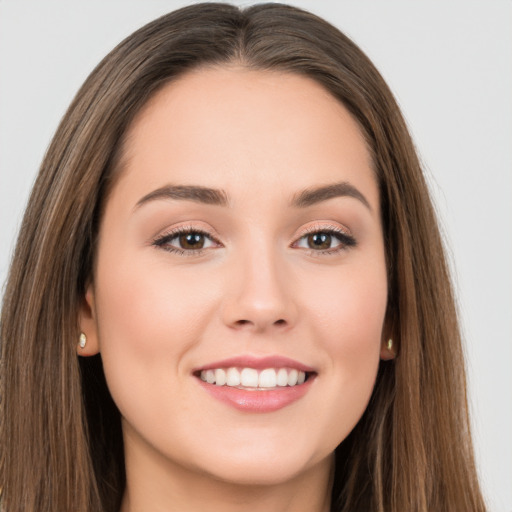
[{"xmin": 79, "ymin": 67, "xmax": 393, "ymax": 512}]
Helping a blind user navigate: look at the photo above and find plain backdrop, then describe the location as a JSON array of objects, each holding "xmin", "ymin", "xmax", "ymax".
[{"xmin": 0, "ymin": 1, "xmax": 511, "ymax": 510}]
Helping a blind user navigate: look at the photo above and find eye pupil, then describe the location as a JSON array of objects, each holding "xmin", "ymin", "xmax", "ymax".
[
  {"xmin": 179, "ymin": 232, "xmax": 204, "ymax": 249},
  {"xmin": 308, "ymin": 233, "xmax": 331, "ymax": 249}
]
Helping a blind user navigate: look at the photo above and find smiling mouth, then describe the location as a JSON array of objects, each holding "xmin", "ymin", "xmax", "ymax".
[
  {"xmin": 194, "ymin": 357, "xmax": 317, "ymax": 412},
  {"xmin": 196, "ymin": 367, "xmax": 312, "ymax": 390}
]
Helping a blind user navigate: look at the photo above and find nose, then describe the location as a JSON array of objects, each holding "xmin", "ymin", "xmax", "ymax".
[{"xmin": 220, "ymin": 245, "xmax": 298, "ymax": 333}]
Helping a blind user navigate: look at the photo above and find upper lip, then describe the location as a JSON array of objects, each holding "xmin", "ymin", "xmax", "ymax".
[{"xmin": 193, "ymin": 355, "xmax": 316, "ymax": 373}]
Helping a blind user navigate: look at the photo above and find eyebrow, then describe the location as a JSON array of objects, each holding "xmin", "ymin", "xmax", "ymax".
[
  {"xmin": 134, "ymin": 181, "xmax": 371, "ymax": 211},
  {"xmin": 134, "ymin": 185, "xmax": 229, "ymax": 210},
  {"xmin": 291, "ymin": 181, "xmax": 372, "ymax": 211}
]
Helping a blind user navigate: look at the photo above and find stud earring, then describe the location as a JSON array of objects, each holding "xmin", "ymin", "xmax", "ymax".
[
  {"xmin": 79, "ymin": 332, "xmax": 87, "ymax": 349},
  {"xmin": 386, "ymin": 338, "xmax": 393, "ymax": 351}
]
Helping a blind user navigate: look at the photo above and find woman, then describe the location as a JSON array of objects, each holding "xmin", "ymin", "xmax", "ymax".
[{"xmin": 0, "ymin": 3, "xmax": 487, "ymax": 511}]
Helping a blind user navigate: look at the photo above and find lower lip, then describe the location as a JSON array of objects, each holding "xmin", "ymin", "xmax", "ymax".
[{"xmin": 196, "ymin": 376, "xmax": 315, "ymax": 413}]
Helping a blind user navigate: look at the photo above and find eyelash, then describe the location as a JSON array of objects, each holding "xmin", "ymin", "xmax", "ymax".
[
  {"xmin": 152, "ymin": 225, "xmax": 221, "ymax": 256},
  {"xmin": 292, "ymin": 224, "xmax": 357, "ymax": 256},
  {"xmin": 152, "ymin": 224, "xmax": 356, "ymax": 256}
]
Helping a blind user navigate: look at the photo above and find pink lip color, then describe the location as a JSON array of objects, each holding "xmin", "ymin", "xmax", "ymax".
[
  {"xmin": 196, "ymin": 376, "xmax": 315, "ymax": 413},
  {"xmin": 193, "ymin": 355, "xmax": 317, "ymax": 413},
  {"xmin": 193, "ymin": 355, "xmax": 315, "ymax": 373}
]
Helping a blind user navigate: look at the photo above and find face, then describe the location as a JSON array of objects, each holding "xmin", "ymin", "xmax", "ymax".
[{"xmin": 80, "ymin": 68, "xmax": 390, "ymax": 487}]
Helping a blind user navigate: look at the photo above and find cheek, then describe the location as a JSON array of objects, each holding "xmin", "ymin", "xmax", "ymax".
[
  {"xmin": 92, "ymin": 250, "xmax": 219, "ymax": 412},
  {"xmin": 300, "ymin": 261, "xmax": 387, "ymax": 435},
  {"xmin": 96, "ymin": 247, "xmax": 218, "ymax": 341},
  {"xmin": 304, "ymin": 259, "xmax": 387, "ymax": 352}
]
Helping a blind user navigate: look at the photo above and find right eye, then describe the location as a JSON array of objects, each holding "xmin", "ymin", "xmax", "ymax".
[{"xmin": 153, "ymin": 228, "xmax": 221, "ymax": 255}]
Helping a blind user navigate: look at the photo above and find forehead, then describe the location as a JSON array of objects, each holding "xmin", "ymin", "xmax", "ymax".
[{"xmin": 114, "ymin": 66, "xmax": 377, "ymax": 208}]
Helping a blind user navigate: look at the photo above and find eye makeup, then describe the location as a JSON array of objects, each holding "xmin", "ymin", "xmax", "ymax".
[
  {"xmin": 151, "ymin": 220, "xmax": 356, "ymax": 258},
  {"xmin": 291, "ymin": 223, "xmax": 356, "ymax": 256},
  {"xmin": 152, "ymin": 225, "xmax": 222, "ymax": 256}
]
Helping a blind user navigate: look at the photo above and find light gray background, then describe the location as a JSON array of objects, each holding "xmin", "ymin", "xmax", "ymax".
[{"xmin": 0, "ymin": 1, "xmax": 510, "ymax": 510}]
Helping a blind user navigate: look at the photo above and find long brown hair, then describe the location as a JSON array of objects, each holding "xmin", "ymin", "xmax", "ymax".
[{"xmin": 0, "ymin": 3, "xmax": 486, "ymax": 511}]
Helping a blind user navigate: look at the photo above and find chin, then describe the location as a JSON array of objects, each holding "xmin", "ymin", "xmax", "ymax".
[
  {"xmin": 186, "ymin": 443, "xmax": 331, "ymax": 487},
  {"xmin": 222, "ymin": 463, "xmax": 301, "ymax": 486}
]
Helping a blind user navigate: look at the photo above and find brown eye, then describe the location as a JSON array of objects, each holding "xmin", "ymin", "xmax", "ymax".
[
  {"xmin": 154, "ymin": 229, "xmax": 219, "ymax": 253},
  {"xmin": 179, "ymin": 232, "xmax": 205, "ymax": 249},
  {"xmin": 293, "ymin": 227, "xmax": 356, "ymax": 254},
  {"xmin": 307, "ymin": 232, "xmax": 332, "ymax": 250}
]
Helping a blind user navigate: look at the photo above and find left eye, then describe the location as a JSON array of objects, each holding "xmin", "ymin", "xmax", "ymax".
[{"xmin": 294, "ymin": 230, "xmax": 354, "ymax": 251}]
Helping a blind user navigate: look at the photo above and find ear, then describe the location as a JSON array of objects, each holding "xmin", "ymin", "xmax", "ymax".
[
  {"xmin": 380, "ymin": 313, "xmax": 396, "ymax": 361},
  {"xmin": 77, "ymin": 283, "xmax": 100, "ymax": 356}
]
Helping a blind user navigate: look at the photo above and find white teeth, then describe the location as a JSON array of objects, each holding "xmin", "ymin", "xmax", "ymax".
[
  {"xmin": 240, "ymin": 368, "xmax": 259, "ymax": 387},
  {"xmin": 215, "ymin": 368, "xmax": 226, "ymax": 386},
  {"xmin": 200, "ymin": 366, "xmax": 310, "ymax": 388},
  {"xmin": 276, "ymin": 368, "xmax": 288, "ymax": 386},
  {"xmin": 226, "ymin": 367, "xmax": 240, "ymax": 386},
  {"xmin": 258, "ymin": 368, "xmax": 277, "ymax": 388},
  {"xmin": 288, "ymin": 369, "xmax": 298, "ymax": 386},
  {"xmin": 206, "ymin": 369, "xmax": 215, "ymax": 384}
]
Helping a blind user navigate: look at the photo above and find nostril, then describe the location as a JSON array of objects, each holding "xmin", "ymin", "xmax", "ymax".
[{"xmin": 228, "ymin": 313, "xmax": 292, "ymax": 331}]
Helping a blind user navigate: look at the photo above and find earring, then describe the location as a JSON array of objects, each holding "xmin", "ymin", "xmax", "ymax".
[
  {"xmin": 386, "ymin": 338, "xmax": 393, "ymax": 351},
  {"xmin": 79, "ymin": 332, "xmax": 87, "ymax": 349}
]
